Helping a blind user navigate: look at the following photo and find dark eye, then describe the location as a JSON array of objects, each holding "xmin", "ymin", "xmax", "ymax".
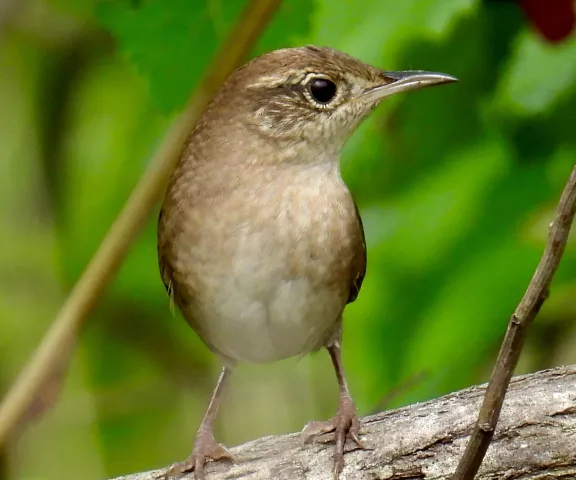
[{"xmin": 307, "ymin": 77, "xmax": 337, "ymax": 104}]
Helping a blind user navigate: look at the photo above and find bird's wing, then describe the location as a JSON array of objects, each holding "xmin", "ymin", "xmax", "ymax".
[
  {"xmin": 347, "ymin": 201, "xmax": 366, "ymax": 304},
  {"xmin": 157, "ymin": 208, "xmax": 176, "ymax": 312}
]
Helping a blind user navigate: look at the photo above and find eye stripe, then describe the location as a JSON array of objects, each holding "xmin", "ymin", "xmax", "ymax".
[
  {"xmin": 249, "ymin": 71, "xmax": 345, "ymax": 111},
  {"xmin": 301, "ymin": 72, "xmax": 330, "ymax": 84}
]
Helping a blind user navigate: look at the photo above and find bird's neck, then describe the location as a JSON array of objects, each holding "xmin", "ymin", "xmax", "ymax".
[{"xmin": 181, "ymin": 114, "xmax": 345, "ymax": 175}]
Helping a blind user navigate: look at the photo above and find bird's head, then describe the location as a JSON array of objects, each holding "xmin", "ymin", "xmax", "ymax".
[{"xmin": 203, "ymin": 46, "xmax": 457, "ymax": 163}]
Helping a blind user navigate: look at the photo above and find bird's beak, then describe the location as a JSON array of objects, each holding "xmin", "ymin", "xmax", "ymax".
[{"xmin": 362, "ymin": 70, "xmax": 458, "ymax": 103}]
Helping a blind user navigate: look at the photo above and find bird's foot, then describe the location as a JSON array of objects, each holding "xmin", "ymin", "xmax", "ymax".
[
  {"xmin": 300, "ymin": 394, "xmax": 366, "ymax": 479},
  {"xmin": 156, "ymin": 430, "xmax": 234, "ymax": 480}
]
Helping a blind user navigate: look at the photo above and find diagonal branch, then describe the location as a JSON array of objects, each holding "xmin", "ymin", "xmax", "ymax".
[
  {"xmin": 0, "ymin": 0, "xmax": 284, "ymax": 446},
  {"xmin": 114, "ymin": 365, "xmax": 576, "ymax": 480},
  {"xmin": 451, "ymin": 164, "xmax": 576, "ymax": 479}
]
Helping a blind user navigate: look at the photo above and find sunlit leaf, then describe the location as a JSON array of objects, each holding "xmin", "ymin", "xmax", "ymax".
[
  {"xmin": 97, "ymin": 0, "xmax": 245, "ymax": 111},
  {"xmin": 495, "ymin": 28, "xmax": 576, "ymax": 116}
]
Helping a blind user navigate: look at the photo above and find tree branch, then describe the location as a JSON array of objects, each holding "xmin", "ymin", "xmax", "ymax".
[
  {"xmin": 0, "ymin": 0, "xmax": 284, "ymax": 446},
  {"xmin": 113, "ymin": 365, "xmax": 576, "ymax": 480},
  {"xmin": 452, "ymin": 164, "xmax": 576, "ymax": 479}
]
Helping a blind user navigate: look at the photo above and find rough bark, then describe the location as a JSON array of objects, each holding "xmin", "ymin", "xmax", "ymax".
[{"xmin": 113, "ymin": 364, "xmax": 576, "ymax": 480}]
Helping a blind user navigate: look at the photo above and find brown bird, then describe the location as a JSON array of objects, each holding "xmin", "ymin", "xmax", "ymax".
[{"xmin": 157, "ymin": 45, "xmax": 456, "ymax": 479}]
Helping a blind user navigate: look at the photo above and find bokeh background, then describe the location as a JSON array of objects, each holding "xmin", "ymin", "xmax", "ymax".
[{"xmin": 1, "ymin": 0, "xmax": 576, "ymax": 478}]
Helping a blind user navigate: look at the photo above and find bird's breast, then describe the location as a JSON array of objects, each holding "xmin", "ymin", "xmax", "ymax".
[{"xmin": 162, "ymin": 162, "xmax": 364, "ymax": 363}]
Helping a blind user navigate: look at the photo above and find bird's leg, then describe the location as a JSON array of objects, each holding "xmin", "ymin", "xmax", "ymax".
[
  {"xmin": 161, "ymin": 366, "xmax": 233, "ymax": 480},
  {"xmin": 301, "ymin": 340, "xmax": 364, "ymax": 479}
]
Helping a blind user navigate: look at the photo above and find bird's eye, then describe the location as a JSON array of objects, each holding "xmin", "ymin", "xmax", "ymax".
[{"xmin": 306, "ymin": 77, "xmax": 337, "ymax": 105}]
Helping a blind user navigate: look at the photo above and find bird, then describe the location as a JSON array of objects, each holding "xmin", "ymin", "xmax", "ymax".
[{"xmin": 157, "ymin": 45, "xmax": 457, "ymax": 480}]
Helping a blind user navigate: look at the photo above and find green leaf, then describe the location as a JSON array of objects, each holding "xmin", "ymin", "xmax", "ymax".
[
  {"xmin": 59, "ymin": 55, "xmax": 167, "ymax": 282},
  {"xmin": 494, "ymin": 28, "xmax": 576, "ymax": 116},
  {"xmin": 97, "ymin": 0, "xmax": 245, "ymax": 111},
  {"xmin": 310, "ymin": 0, "xmax": 478, "ymax": 64}
]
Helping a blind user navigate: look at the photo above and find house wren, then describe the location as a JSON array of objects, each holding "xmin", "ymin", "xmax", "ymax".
[{"xmin": 157, "ymin": 45, "xmax": 456, "ymax": 479}]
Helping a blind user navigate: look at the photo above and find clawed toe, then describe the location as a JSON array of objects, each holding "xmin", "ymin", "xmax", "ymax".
[
  {"xmin": 346, "ymin": 415, "xmax": 364, "ymax": 449},
  {"xmin": 300, "ymin": 396, "xmax": 367, "ymax": 480},
  {"xmin": 157, "ymin": 435, "xmax": 234, "ymax": 480},
  {"xmin": 300, "ymin": 420, "xmax": 337, "ymax": 445},
  {"xmin": 155, "ymin": 458, "xmax": 195, "ymax": 479}
]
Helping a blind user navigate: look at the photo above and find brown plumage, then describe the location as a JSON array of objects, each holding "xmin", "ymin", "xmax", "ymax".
[{"xmin": 157, "ymin": 45, "xmax": 456, "ymax": 480}]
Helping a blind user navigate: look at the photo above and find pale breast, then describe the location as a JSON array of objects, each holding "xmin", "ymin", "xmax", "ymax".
[{"xmin": 159, "ymin": 161, "xmax": 365, "ymax": 364}]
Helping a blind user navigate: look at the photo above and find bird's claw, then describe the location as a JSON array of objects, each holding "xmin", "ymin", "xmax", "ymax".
[
  {"xmin": 155, "ymin": 432, "xmax": 234, "ymax": 480},
  {"xmin": 300, "ymin": 395, "xmax": 366, "ymax": 479}
]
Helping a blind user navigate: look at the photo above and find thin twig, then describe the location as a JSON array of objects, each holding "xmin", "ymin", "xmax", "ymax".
[
  {"xmin": 0, "ymin": 0, "xmax": 283, "ymax": 446},
  {"xmin": 451, "ymin": 164, "xmax": 576, "ymax": 480}
]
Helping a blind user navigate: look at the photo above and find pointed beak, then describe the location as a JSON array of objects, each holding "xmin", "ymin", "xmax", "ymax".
[{"xmin": 362, "ymin": 70, "xmax": 458, "ymax": 103}]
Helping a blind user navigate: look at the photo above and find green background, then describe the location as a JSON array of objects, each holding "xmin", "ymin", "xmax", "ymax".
[{"xmin": 1, "ymin": 0, "xmax": 575, "ymax": 478}]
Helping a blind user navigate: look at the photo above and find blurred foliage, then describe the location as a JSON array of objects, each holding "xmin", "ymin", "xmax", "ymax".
[{"xmin": 1, "ymin": 0, "xmax": 575, "ymax": 479}]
